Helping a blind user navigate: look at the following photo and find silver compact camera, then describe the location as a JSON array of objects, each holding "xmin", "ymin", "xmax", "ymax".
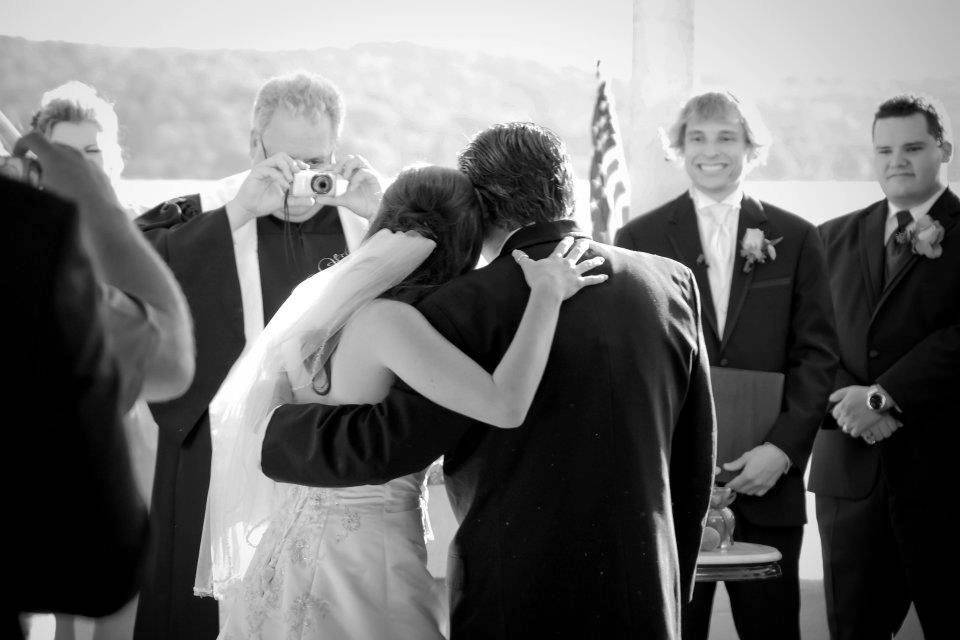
[{"xmin": 291, "ymin": 170, "xmax": 337, "ymax": 197}]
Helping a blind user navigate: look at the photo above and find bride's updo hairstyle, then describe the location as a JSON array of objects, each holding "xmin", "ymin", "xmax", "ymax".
[{"xmin": 367, "ymin": 165, "xmax": 483, "ymax": 303}]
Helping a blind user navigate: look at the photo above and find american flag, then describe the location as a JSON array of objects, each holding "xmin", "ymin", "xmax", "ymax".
[{"xmin": 589, "ymin": 62, "xmax": 631, "ymax": 244}]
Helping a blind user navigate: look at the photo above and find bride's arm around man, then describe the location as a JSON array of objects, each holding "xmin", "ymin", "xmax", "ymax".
[{"xmin": 261, "ymin": 122, "xmax": 716, "ymax": 639}]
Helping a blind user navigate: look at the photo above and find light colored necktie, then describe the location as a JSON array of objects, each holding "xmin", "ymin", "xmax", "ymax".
[{"xmin": 709, "ymin": 204, "xmax": 733, "ymax": 263}]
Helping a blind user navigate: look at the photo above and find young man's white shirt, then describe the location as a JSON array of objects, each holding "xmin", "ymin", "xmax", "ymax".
[{"xmin": 691, "ymin": 186, "xmax": 744, "ymax": 336}]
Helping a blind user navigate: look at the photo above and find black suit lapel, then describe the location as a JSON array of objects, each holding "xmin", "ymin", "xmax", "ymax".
[
  {"xmin": 720, "ymin": 195, "xmax": 769, "ymax": 350},
  {"xmin": 873, "ymin": 188, "xmax": 960, "ymax": 318},
  {"xmin": 858, "ymin": 201, "xmax": 886, "ymax": 309},
  {"xmin": 666, "ymin": 194, "xmax": 720, "ymax": 340}
]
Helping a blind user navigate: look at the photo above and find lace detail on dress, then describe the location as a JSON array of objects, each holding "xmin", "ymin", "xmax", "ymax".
[
  {"xmin": 336, "ymin": 507, "xmax": 362, "ymax": 543},
  {"xmin": 222, "ymin": 485, "xmax": 375, "ymax": 638},
  {"xmin": 283, "ymin": 594, "xmax": 331, "ymax": 635},
  {"xmin": 217, "ymin": 474, "xmax": 444, "ymax": 640}
]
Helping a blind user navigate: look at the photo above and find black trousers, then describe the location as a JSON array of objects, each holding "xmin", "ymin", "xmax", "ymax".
[
  {"xmin": 817, "ymin": 470, "xmax": 949, "ymax": 640},
  {"xmin": 682, "ymin": 518, "xmax": 803, "ymax": 640},
  {"xmin": 134, "ymin": 417, "xmax": 219, "ymax": 640}
]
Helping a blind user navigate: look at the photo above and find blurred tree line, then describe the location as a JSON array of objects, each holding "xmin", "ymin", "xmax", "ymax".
[{"xmin": 2, "ymin": 35, "xmax": 958, "ymax": 181}]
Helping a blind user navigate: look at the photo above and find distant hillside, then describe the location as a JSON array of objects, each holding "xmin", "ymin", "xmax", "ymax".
[{"xmin": 2, "ymin": 35, "xmax": 958, "ymax": 181}]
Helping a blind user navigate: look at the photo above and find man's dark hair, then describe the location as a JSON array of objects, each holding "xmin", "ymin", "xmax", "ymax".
[
  {"xmin": 458, "ymin": 122, "xmax": 575, "ymax": 230},
  {"xmin": 873, "ymin": 94, "xmax": 948, "ymax": 144}
]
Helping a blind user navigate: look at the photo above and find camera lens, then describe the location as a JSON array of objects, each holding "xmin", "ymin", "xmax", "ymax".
[{"xmin": 310, "ymin": 173, "xmax": 334, "ymax": 195}]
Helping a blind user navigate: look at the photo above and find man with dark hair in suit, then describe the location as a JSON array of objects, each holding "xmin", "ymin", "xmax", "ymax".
[
  {"xmin": 133, "ymin": 71, "xmax": 380, "ymax": 639},
  {"xmin": 810, "ymin": 94, "xmax": 958, "ymax": 639},
  {"xmin": 260, "ymin": 121, "xmax": 717, "ymax": 639},
  {"xmin": 615, "ymin": 91, "xmax": 838, "ymax": 640}
]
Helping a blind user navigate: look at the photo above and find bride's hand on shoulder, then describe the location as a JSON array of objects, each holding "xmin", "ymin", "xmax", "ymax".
[{"xmin": 512, "ymin": 237, "xmax": 607, "ymax": 301}]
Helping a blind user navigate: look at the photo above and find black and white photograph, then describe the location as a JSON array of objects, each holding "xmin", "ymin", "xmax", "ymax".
[{"xmin": 3, "ymin": 1, "xmax": 957, "ymax": 638}]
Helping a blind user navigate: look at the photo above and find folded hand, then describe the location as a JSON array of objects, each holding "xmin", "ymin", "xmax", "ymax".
[
  {"xmin": 829, "ymin": 386, "xmax": 883, "ymax": 437},
  {"xmin": 859, "ymin": 414, "xmax": 902, "ymax": 445}
]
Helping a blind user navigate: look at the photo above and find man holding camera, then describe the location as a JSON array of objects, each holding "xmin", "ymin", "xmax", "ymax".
[{"xmin": 133, "ymin": 71, "xmax": 380, "ymax": 639}]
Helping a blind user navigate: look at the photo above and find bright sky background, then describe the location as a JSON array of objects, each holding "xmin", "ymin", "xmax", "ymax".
[{"xmin": 3, "ymin": 0, "xmax": 959, "ymax": 89}]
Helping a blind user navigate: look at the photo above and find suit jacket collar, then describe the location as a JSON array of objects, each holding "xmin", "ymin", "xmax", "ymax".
[
  {"xmin": 872, "ymin": 187, "xmax": 960, "ymax": 316},
  {"xmin": 721, "ymin": 194, "xmax": 778, "ymax": 349},
  {"xmin": 499, "ymin": 219, "xmax": 586, "ymax": 257},
  {"xmin": 857, "ymin": 199, "xmax": 887, "ymax": 308},
  {"xmin": 920, "ymin": 186, "xmax": 960, "ymax": 232},
  {"xmin": 666, "ymin": 192, "xmax": 719, "ymax": 340}
]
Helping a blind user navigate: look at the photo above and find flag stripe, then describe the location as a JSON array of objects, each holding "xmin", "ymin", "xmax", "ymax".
[{"xmin": 589, "ymin": 75, "xmax": 631, "ymax": 243}]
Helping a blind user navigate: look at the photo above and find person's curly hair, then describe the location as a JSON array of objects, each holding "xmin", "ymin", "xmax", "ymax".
[
  {"xmin": 367, "ymin": 165, "xmax": 483, "ymax": 303},
  {"xmin": 458, "ymin": 122, "xmax": 575, "ymax": 231}
]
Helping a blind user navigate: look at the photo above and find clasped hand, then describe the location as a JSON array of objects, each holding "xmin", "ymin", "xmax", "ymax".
[{"xmin": 829, "ymin": 385, "xmax": 902, "ymax": 443}]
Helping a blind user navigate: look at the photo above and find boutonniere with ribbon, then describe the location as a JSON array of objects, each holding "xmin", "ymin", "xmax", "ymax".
[
  {"xmin": 896, "ymin": 213, "xmax": 945, "ymax": 259},
  {"xmin": 740, "ymin": 228, "xmax": 783, "ymax": 273}
]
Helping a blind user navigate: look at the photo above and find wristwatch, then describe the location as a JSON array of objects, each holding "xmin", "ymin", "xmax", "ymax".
[{"xmin": 866, "ymin": 385, "xmax": 889, "ymax": 412}]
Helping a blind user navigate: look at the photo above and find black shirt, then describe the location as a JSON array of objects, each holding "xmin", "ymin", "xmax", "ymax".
[{"xmin": 256, "ymin": 205, "xmax": 347, "ymax": 323}]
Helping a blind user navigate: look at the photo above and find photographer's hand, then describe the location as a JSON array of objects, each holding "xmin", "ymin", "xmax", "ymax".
[
  {"xmin": 315, "ymin": 154, "xmax": 383, "ymax": 220},
  {"xmin": 225, "ymin": 153, "xmax": 314, "ymax": 231},
  {"xmin": 15, "ymin": 131, "xmax": 122, "ymax": 214}
]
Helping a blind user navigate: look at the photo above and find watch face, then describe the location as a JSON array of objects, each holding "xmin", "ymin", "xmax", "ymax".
[{"xmin": 868, "ymin": 393, "xmax": 884, "ymax": 410}]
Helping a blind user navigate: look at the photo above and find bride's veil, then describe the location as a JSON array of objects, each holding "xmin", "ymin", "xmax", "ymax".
[{"xmin": 194, "ymin": 228, "xmax": 436, "ymax": 599}]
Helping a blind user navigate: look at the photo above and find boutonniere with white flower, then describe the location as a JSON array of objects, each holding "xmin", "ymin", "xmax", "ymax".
[
  {"xmin": 895, "ymin": 213, "xmax": 945, "ymax": 259},
  {"xmin": 740, "ymin": 228, "xmax": 783, "ymax": 273}
]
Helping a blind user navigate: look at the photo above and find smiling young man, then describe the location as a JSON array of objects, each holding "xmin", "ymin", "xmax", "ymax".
[
  {"xmin": 615, "ymin": 91, "xmax": 837, "ymax": 640},
  {"xmin": 131, "ymin": 72, "xmax": 380, "ymax": 639},
  {"xmin": 810, "ymin": 94, "xmax": 959, "ymax": 639}
]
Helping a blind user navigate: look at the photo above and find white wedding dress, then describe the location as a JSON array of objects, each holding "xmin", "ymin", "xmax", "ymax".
[
  {"xmin": 216, "ymin": 473, "xmax": 445, "ymax": 639},
  {"xmin": 197, "ymin": 230, "xmax": 447, "ymax": 639}
]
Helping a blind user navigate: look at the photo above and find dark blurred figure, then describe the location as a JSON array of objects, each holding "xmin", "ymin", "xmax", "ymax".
[
  {"xmin": 2, "ymin": 133, "xmax": 194, "ymax": 639},
  {"xmin": 29, "ymin": 78, "xmax": 181, "ymax": 640}
]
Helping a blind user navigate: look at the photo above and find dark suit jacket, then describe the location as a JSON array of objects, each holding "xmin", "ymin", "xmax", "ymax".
[
  {"xmin": 3, "ymin": 177, "xmax": 147, "ymax": 637},
  {"xmin": 809, "ymin": 189, "xmax": 960, "ymax": 500},
  {"xmin": 615, "ymin": 192, "xmax": 837, "ymax": 527},
  {"xmin": 133, "ymin": 197, "xmax": 245, "ymax": 638},
  {"xmin": 262, "ymin": 220, "xmax": 716, "ymax": 639}
]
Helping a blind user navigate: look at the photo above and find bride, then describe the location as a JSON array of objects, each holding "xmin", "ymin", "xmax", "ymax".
[{"xmin": 197, "ymin": 165, "xmax": 606, "ymax": 639}]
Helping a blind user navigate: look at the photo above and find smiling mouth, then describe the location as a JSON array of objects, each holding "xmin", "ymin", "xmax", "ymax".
[
  {"xmin": 887, "ymin": 173, "xmax": 915, "ymax": 178},
  {"xmin": 697, "ymin": 163, "xmax": 727, "ymax": 174}
]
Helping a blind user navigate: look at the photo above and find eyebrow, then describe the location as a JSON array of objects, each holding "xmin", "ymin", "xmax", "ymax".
[
  {"xmin": 875, "ymin": 140, "xmax": 928, "ymax": 148},
  {"xmin": 686, "ymin": 128, "xmax": 740, "ymax": 135}
]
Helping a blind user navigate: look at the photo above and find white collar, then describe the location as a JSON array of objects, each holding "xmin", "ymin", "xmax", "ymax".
[
  {"xmin": 200, "ymin": 170, "xmax": 368, "ymax": 346},
  {"xmin": 690, "ymin": 186, "xmax": 744, "ymax": 213},
  {"xmin": 887, "ymin": 185, "xmax": 947, "ymax": 223}
]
